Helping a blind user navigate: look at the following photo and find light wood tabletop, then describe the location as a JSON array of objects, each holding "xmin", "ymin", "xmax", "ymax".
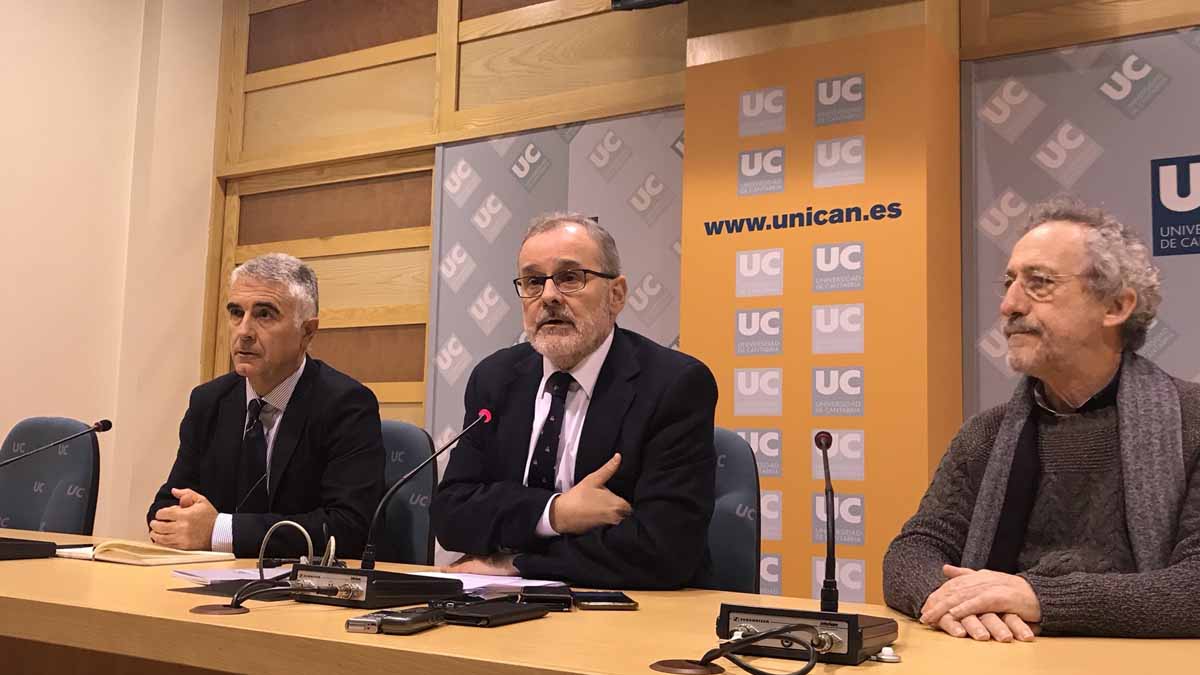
[{"xmin": 0, "ymin": 529, "xmax": 1191, "ymax": 675}]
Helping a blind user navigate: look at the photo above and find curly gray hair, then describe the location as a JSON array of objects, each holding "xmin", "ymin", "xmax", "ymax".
[
  {"xmin": 1024, "ymin": 196, "xmax": 1160, "ymax": 351},
  {"xmin": 230, "ymin": 253, "xmax": 319, "ymax": 322},
  {"xmin": 520, "ymin": 213, "xmax": 621, "ymax": 275}
]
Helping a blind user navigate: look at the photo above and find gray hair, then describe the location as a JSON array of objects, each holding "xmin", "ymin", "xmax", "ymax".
[
  {"xmin": 520, "ymin": 212, "xmax": 622, "ymax": 274},
  {"xmin": 230, "ymin": 253, "xmax": 319, "ymax": 321},
  {"xmin": 1024, "ymin": 196, "xmax": 1160, "ymax": 351}
]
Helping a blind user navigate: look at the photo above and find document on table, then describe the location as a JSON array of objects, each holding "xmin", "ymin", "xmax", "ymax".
[
  {"xmin": 171, "ymin": 567, "xmax": 291, "ymax": 586},
  {"xmin": 408, "ymin": 571, "xmax": 566, "ymax": 591}
]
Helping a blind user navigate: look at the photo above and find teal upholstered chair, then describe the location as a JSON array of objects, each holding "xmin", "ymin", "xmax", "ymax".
[
  {"xmin": 0, "ymin": 417, "xmax": 100, "ymax": 535},
  {"xmin": 695, "ymin": 427, "xmax": 761, "ymax": 593},
  {"xmin": 374, "ymin": 420, "xmax": 437, "ymax": 564}
]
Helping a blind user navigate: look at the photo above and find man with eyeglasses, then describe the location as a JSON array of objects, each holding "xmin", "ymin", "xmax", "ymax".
[
  {"xmin": 431, "ymin": 213, "xmax": 717, "ymax": 589},
  {"xmin": 883, "ymin": 197, "xmax": 1200, "ymax": 639}
]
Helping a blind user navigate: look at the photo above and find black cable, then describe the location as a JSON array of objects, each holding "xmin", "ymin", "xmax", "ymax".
[
  {"xmin": 231, "ymin": 579, "xmax": 289, "ymax": 608},
  {"xmin": 700, "ymin": 623, "xmax": 820, "ymax": 675}
]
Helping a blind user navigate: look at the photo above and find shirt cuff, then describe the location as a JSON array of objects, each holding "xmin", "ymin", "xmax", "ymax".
[
  {"xmin": 211, "ymin": 513, "xmax": 234, "ymax": 553},
  {"xmin": 535, "ymin": 495, "xmax": 562, "ymax": 538}
]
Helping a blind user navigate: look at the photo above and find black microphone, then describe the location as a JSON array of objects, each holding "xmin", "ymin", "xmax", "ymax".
[
  {"xmin": 0, "ymin": 419, "xmax": 112, "ymax": 469},
  {"xmin": 814, "ymin": 430, "xmax": 838, "ymax": 612},
  {"xmin": 361, "ymin": 408, "xmax": 493, "ymax": 569}
]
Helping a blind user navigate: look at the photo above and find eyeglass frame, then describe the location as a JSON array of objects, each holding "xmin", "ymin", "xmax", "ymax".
[
  {"xmin": 512, "ymin": 268, "xmax": 619, "ymax": 298},
  {"xmin": 997, "ymin": 268, "xmax": 1088, "ymax": 302}
]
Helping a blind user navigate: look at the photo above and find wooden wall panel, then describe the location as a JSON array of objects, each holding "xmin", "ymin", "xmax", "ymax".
[
  {"xmin": 962, "ymin": 0, "xmax": 1200, "ymax": 59},
  {"xmin": 247, "ymin": 0, "xmax": 437, "ymax": 72},
  {"xmin": 461, "ymin": 0, "xmax": 548, "ymax": 22},
  {"xmin": 307, "ymin": 324, "xmax": 426, "ymax": 382},
  {"xmin": 687, "ymin": 0, "xmax": 913, "ymax": 38},
  {"xmin": 241, "ymin": 56, "xmax": 435, "ymax": 159},
  {"xmin": 238, "ymin": 172, "xmax": 433, "ymax": 244},
  {"xmin": 306, "ymin": 249, "xmax": 431, "ymax": 312},
  {"xmin": 379, "ymin": 403, "xmax": 425, "ymax": 425},
  {"xmin": 457, "ymin": 4, "xmax": 686, "ymax": 109}
]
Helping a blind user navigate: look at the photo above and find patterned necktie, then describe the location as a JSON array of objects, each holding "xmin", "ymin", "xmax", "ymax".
[
  {"xmin": 527, "ymin": 371, "xmax": 575, "ymax": 491},
  {"xmin": 238, "ymin": 397, "xmax": 269, "ymax": 512}
]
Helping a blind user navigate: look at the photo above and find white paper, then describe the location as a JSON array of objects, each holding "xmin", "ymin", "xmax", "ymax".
[
  {"xmin": 408, "ymin": 571, "xmax": 566, "ymax": 592},
  {"xmin": 170, "ymin": 567, "xmax": 291, "ymax": 586},
  {"xmin": 55, "ymin": 546, "xmax": 95, "ymax": 560}
]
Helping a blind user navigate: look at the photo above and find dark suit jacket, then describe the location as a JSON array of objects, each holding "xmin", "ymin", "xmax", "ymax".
[
  {"xmin": 147, "ymin": 358, "xmax": 384, "ymax": 558},
  {"xmin": 432, "ymin": 327, "xmax": 717, "ymax": 589}
]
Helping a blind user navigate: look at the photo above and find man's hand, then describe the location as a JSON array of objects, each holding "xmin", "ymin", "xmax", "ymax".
[
  {"xmin": 549, "ymin": 453, "xmax": 632, "ymax": 535},
  {"xmin": 443, "ymin": 553, "xmax": 518, "ymax": 576},
  {"xmin": 149, "ymin": 488, "xmax": 218, "ymax": 550},
  {"xmin": 933, "ymin": 612, "xmax": 1037, "ymax": 642},
  {"xmin": 921, "ymin": 564, "xmax": 1042, "ymax": 627}
]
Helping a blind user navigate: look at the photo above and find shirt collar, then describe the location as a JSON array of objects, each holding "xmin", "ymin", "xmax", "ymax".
[
  {"xmin": 1033, "ymin": 362, "xmax": 1121, "ymax": 416},
  {"xmin": 539, "ymin": 328, "xmax": 615, "ymax": 401},
  {"xmin": 246, "ymin": 355, "xmax": 307, "ymax": 413}
]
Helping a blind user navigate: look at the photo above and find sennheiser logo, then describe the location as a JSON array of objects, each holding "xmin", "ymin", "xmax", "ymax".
[
  {"xmin": 812, "ymin": 493, "xmax": 865, "ymax": 545},
  {"xmin": 471, "ymin": 193, "xmax": 513, "ymax": 244},
  {"xmin": 739, "ymin": 87, "xmax": 786, "ymax": 137},
  {"xmin": 738, "ymin": 147, "xmax": 785, "ymax": 195},
  {"xmin": 443, "ymin": 158, "xmax": 482, "ymax": 208},
  {"xmin": 735, "ymin": 428, "xmax": 782, "ymax": 476},
  {"xmin": 468, "ymin": 284, "xmax": 511, "ymax": 336},
  {"xmin": 978, "ymin": 78, "xmax": 1045, "ymax": 144},
  {"xmin": 978, "ymin": 317, "xmax": 1017, "ymax": 379},
  {"xmin": 1098, "ymin": 52, "xmax": 1169, "ymax": 119},
  {"xmin": 627, "ymin": 273, "xmax": 674, "ymax": 326},
  {"xmin": 1138, "ymin": 317, "xmax": 1180, "ymax": 359},
  {"xmin": 812, "ymin": 304, "xmax": 864, "ymax": 354},
  {"xmin": 760, "ymin": 554, "xmax": 783, "ymax": 596},
  {"xmin": 1032, "ymin": 121, "xmax": 1103, "ymax": 188},
  {"xmin": 1151, "ymin": 154, "xmax": 1200, "ymax": 256},
  {"xmin": 815, "ymin": 74, "xmax": 864, "ymax": 126},
  {"xmin": 813, "ymin": 136, "xmax": 864, "ymax": 188},
  {"xmin": 589, "ymin": 129, "xmax": 632, "ymax": 181},
  {"xmin": 735, "ymin": 248, "xmax": 783, "ymax": 297},
  {"xmin": 813, "ymin": 242, "xmax": 863, "ymax": 291},
  {"xmin": 629, "ymin": 173, "xmax": 674, "ymax": 226},
  {"xmin": 671, "ymin": 131, "xmax": 685, "ymax": 158},
  {"xmin": 762, "ymin": 490, "xmax": 783, "ymax": 540},
  {"xmin": 811, "ymin": 557, "xmax": 865, "ymax": 603},
  {"xmin": 511, "ymin": 142, "xmax": 551, "ymax": 192},
  {"xmin": 439, "ymin": 243, "xmax": 477, "ymax": 293},
  {"xmin": 435, "ymin": 334, "xmax": 473, "ymax": 386},
  {"xmin": 734, "ymin": 368, "xmax": 783, "ymax": 416},
  {"xmin": 977, "ymin": 189, "xmax": 1029, "ymax": 254},
  {"xmin": 735, "ymin": 308, "xmax": 783, "ymax": 355},
  {"xmin": 812, "ymin": 367, "xmax": 863, "ymax": 416},
  {"xmin": 810, "ymin": 429, "xmax": 864, "ymax": 481}
]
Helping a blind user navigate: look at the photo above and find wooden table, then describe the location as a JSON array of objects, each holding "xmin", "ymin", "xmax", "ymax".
[{"xmin": 0, "ymin": 529, "xmax": 1190, "ymax": 674}]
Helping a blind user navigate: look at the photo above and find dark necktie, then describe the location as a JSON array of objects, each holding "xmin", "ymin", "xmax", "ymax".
[
  {"xmin": 238, "ymin": 397, "xmax": 269, "ymax": 513},
  {"xmin": 528, "ymin": 372, "xmax": 575, "ymax": 491}
]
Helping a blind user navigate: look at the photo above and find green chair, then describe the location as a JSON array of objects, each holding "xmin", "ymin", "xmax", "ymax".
[
  {"xmin": 0, "ymin": 417, "xmax": 100, "ymax": 535},
  {"xmin": 695, "ymin": 427, "xmax": 761, "ymax": 593},
  {"xmin": 374, "ymin": 420, "xmax": 437, "ymax": 564}
]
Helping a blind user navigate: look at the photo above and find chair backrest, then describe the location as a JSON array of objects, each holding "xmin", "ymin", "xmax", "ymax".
[
  {"xmin": 695, "ymin": 427, "xmax": 761, "ymax": 593},
  {"xmin": 0, "ymin": 417, "xmax": 100, "ymax": 535},
  {"xmin": 374, "ymin": 420, "xmax": 437, "ymax": 564}
]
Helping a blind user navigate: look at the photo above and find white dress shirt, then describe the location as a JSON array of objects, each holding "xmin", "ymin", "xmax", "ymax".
[
  {"xmin": 524, "ymin": 329, "xmax": 614, "ymax": 538},
  {"xmin": 211, "ymin": 356, "xmax": 306, "ymax": 552}
]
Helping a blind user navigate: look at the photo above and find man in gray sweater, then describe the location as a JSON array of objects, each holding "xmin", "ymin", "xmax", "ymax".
[{"xmin": 884, "ymin": 197, "xmax": 1200, "ymax": 640}]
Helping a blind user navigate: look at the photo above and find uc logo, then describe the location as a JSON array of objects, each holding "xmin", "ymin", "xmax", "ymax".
[
  {"xmin": 468, "ymin": 285, "xmax": 502, "ymax": 321},
  {"xmin": 1035, "ymin": 123, "xmax": 1086, "ymax": 169},
  {"xmin": 589, "ymin": 130, "xmax": 623, "ymax": 167},
  {"xmin": 979, "ymin": 80, "xmax": 1029, "ymax": 124},
  {"xmin": 815, "ymin": 369, "xmax": 862, "ymax": 396},
  {"xmin": 511, "ymin": 144, "xmax": 543, "ymax": 178},
  {"xmin": 816, "ymin": 139, "xmax": 863, "ymax": 167},
  {"xmin": 627, "ymin": 275, "xmax": 663, "ymax": 311},
  {"xmin": 815, "ymin": 244, "xmax": 862, "ymax": 272},
  {"xmin": 817, "ymin": 76, "xmax": 863, "ymax": 105},
  {"xmin": 1157, "ymin": 160, "xmax": 1200, "ymax": 213},
  {"xmin": 738, "ymin": 250, "xmax": 783, "ymax": 277},
  {"xmin": 815, "ymin": 495, "xmax": 863, "ymax": 524},
  {"xmin": 738, "ymin": 370, "xmax": 781, "ymax": 396},
  {"xmin": 742, "ymin": 88, "xmax": 784, "ymax": 117},
  {"xmin": 472, "ymin": 194, "xmax": 505, "ymax": 229},
  {"xmin": 629, "ymin": 174, "xmax": 664, "ymax": 212},
  {"xmin": 740, "ymin": 430, "xmax": 781, "ymax": 457},
  {"xmin": 436, "ymin": 337, "xmax": 465, "ymax": 371},
  {"xmin": 443, "ymin": 159, "xmax": 474, "ymax": 193},
  {"xmin": 1100, "ymin": 54, "xmax": 1152, "ymax": 101},
  {"xmin": 440, "ymin": 244, "xmax": 470, "ymax": 278},
  {"xmin": 738, "ymin": 310, "xmax": 781, "ymax": 336},
  {"xmin": 740, "ymin": 149, "xmax": 784, "ymax": 177},
  {"xmin": 978, "ymin": 190, "xmax": 1028, "ymax": 236},
  {"xmin": 814, "ymin": 306, "xmax": 863, "ymax": 333}
]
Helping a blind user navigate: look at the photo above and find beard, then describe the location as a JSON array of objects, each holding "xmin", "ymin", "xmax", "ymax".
[
  {"xmin": 1003, "ymin": 316, "xmax": 1060, "ymax": 375},
  {"xmin": 528, "ymin": 302, "xmax": 614, "ymax": 370}
]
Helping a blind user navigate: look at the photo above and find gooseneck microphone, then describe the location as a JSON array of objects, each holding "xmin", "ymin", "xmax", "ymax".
[
  {"xmin": 814, "ymin": 430, "xmax": 839, "ymax": 613},
  {"xmin": 361, "ymin": 408, "xmax": 493, "ymax": 570},
  {"xmin": 0, "ymin": 419, "xmax": 112, "ymax": 469}
]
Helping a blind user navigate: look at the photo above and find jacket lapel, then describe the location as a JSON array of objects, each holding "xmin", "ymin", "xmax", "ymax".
[
  {"xmin": 217, "ymin": 381, "xmax": 248, "ymax": 508},
  {"xmin": 574, "ymin": 328, "xmax": 638, "ymax": 483},
  {"xmin": 501, "ymin": 351, "xmax": 543, "ymax": 482},
  {"xmin": 266, "ymin": 358, "xmax": 318, "ymax": 505}
]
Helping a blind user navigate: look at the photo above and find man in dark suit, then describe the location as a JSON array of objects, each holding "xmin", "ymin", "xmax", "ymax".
[
  {"xmin": 432, "ymin": 214, "xmax": 717, "ymax": 589},
  {"xmin": 147, "ymin": 253, "xmax": 383, "ymax": 558}
]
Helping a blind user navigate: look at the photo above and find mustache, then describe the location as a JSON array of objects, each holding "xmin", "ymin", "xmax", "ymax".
[
  {"xmin": 536, "ymin": 306, "xmax": 576, "ymax": 328},
  {"xmin": 1003, "ymin": 318, "xmax": 1041, "ymax": 337}
]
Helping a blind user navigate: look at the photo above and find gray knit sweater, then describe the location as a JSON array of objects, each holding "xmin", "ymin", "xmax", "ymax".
[{"xmin": 882, "ymin": 377, "xmax": 1200, "ymax": 637}]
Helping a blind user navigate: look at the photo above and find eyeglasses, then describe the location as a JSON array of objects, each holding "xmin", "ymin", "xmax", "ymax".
[
  {"xmin": 996, "ymin": 270, "xmax": 1085, "ymax": 302},
  {"xmin": 512, "ymin": 268, "xmax": 617, "ymax": 298}
]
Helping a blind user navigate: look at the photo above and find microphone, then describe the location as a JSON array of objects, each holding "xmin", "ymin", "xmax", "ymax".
[
  {"xmin": 286, "ymin": 409, "xmax": 494, "ymax": 609},
  {"xmin": 360, "ymin": 408, "xmax": 493, "ymax": 569},
  {"xmin": 0, "ymin": 419, "xmax": 112, "ymax": 469},
  {"xmin": 814, "ymin": 430, "xmax": 838, "ymax": 612}
]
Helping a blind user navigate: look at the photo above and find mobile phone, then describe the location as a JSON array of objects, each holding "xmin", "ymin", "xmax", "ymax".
[
  {"xmin": 443, "ymin": 600, "xmax": 550, "ymax": 627},
  {"xmin": 518, "ymin": 585, "xmax": 573, "ymax": 611},
  {"xmin": 571, "ymin": 591, "xmax": 638, "ymax": 610},
  {"xmin": 379, "ymin": 607, "xmax": 446, "ymax": 635},
  {"xmin": 429, "ymin": 590, "xmax": 518, "ymax": 609},
  {"xmin": 345, "ymin": 610, "xmax": 398, "ymax": 633}
]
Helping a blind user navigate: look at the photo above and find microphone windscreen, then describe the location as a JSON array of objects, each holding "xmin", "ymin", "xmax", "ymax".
[
  {"xmin": 814, "ymin": 431, "xmax": 833, "ymax": 451},
  {"xmin": 478, "ymin": 409, "xmax": 493, "ymax": 424},
  {"xmin": 94, "ymin": 419, "xmax": 113, "ymax": 432}
]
